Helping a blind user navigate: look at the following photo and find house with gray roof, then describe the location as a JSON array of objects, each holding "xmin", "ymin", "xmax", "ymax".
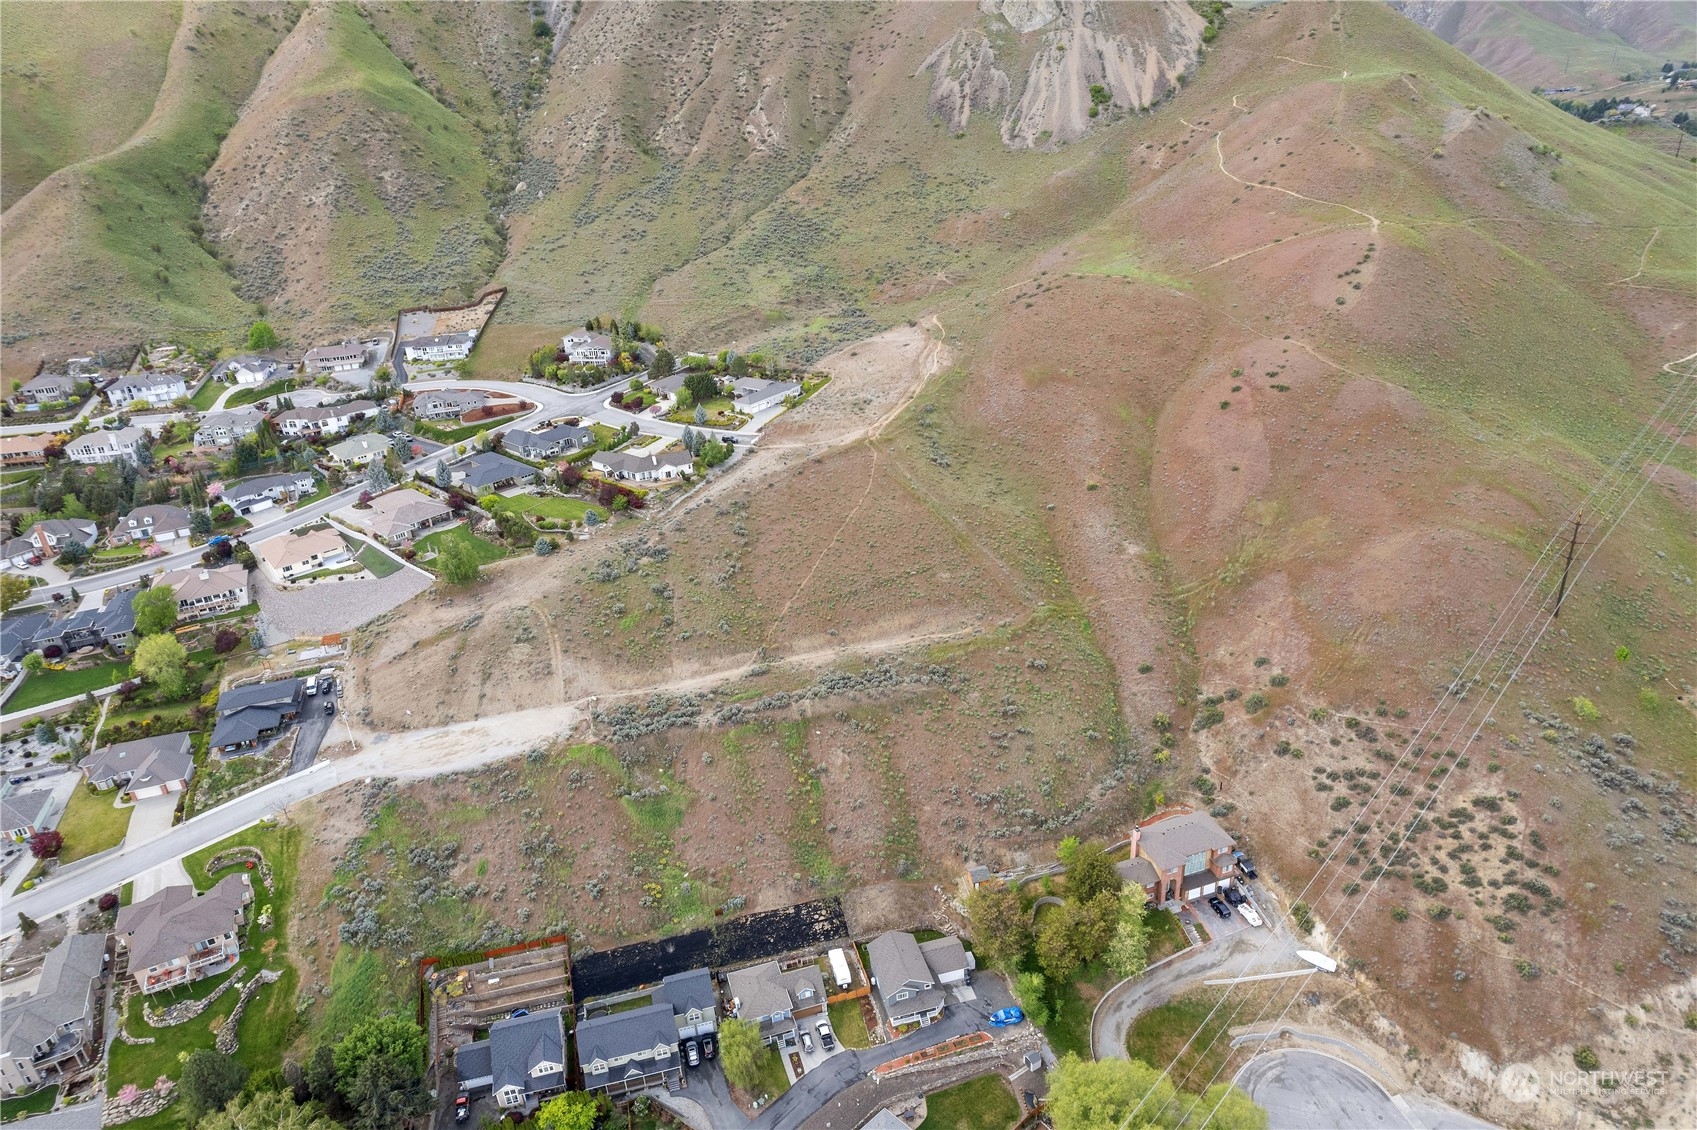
[
  {"xmin": 560, "ymin": 332, "xmax": 614, "ymax": 366},
  {"xmin": 209, "ymin": 679, "xmax": 303, "ymax": 753},
  {"xmin": 23, "ymin": 518, "xmax": 98, "ymax": 559},
  {"xmin": 194, "ymin": 405, "xmax": 267, "ymax": 448},
  {"xmin": 655, "ymin": 967, "xmax": 717, "ymax": 1042},
  {"xmin": 113, "ymin": 504, "xmax": 190, "ymax": 545},
  {"xmin": 0, "ymin": 611, "xmax": 51, "ymax": 665},
  {"xmin": 107, "ymin": 372, "xmax": 187, "ymax": 410},
  {"xmin": 866, "ymin": 931, "xmax": 953, "ymax": 1029},
  {"xmin": 411, "ymin": 389, "xmax": 489, "ymax": 421},
  {"xmin": 221, "ymin": 470, "xmax": 316, "ymax": 516},
  {"xmin": 0, "ymin": 933, "xmax": 108, "ymax": 1096},
  {"xmin": 80, "ymin": 732, "xmax": 195, "ymax": 800},
  {"xmin": 457, "ymin": 1007, "xmax": 571, "ymax": 1111},
  {"xmin": 303, "ymin": 342, "xmax": 367, "ymax": 374},
  {"xmin": 402, "ymin": 332, "xmax": 477, "ymax": 363},
  {"xmin": 1, "ymin": 790, "xmax": 55, "ymax": 843},
  {"xmin": 725, "ymin": 960, "xmax": 826, "ymax": 1046},
  {"xmin": 574, "ymin": 1003, "xmax": 680, "ymax": 1098},
  {"xmin": 730, "ymin": 378, "xmax": 801, "ymax": 414},
  {"xmin": 589, "ymin": 448, "xmax": 693, "ymax": 483},
  {"xmin": 114, "ymin": 875, "xmax": 251, "ymax": 994},
  {"xmin": 450, "ymin": 451, "xmax": 533, "ymax": 493},
  {"xmin": 504, "ymin": 423, "xmax": 592, "ymax": 461},
  {"xmin": 11, "ymin": 372, "xmax": 77, "ymax": 408},
  {"xmin": 32, "ymin": 587, "xmax": 139, "ymax": 657}
]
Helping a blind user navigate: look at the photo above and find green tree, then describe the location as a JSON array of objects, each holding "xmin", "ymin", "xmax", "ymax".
[
  {"xmin": 246, "ymin": 321, "xmax": 280, "ymax": 351},
  {"xmin": 132, "ymin": 633, "xmax": 189, "ymax": 699},
  {"xmin": 332, "ymin": 1014, "xmax": 425, "ymax": 1088},
  {"xmin": 1013, "ymin": 970, "xmax": 1051, "ymax": 1026},
  {"xmin": 1036, "ymin": 911, "xmax": 1083, "ymax": 984},
  {"xmin": 22, "ymin": 652, "xmax": 46, "ymax": 675},
  {"xmin": 1073, "ymin": 891, "xmax": 1120, "ymax": 963},
  {"xmin": 433, "ymin": 460, "xmax": 451, "ymax": 489},
  {"xmin": 199, "ymin": 1091, "xmax": 341, "ymax": 1130},
  {"xmin": 0, "ymin": 573, "xmax": 29, "ymax": 613},
  {"xmin": 340, "ymin": 1052, "xmax": 430, "ymax": 1130},
  {"xmin": 1106, "ymin": 891, "xmax": 1152, "ymax": 978},
  {"xmin": 694, "ymin": 403, "xmax": 708, "ymax": 426},
  {"xmin": 190, "ymin": 509, "xmax": 213, "ymax": 536},
  {"xmin": 1047, "ymin": 1055, "xmax": 1177, "ymax": 1130},
  {"xmin": 56, "ymin": 540, "xmax": 90, "ymax": 566},
  {"xmin": 181, "ymin": 1048, "xmax": 250, "ymax": 1124},
  {"xmin": 437, "ymin": 539, "xmax": 480, "ymax": 586},
  {"xmin": 650, "ymin": 348, "xmax": 675, "ymax": 381},
  {"xmin": 131, "ymin": 584, "xmax": 179, "ymax": 636},
  {"xmin": 1066, "ymin": 839, "xmax": 1122, "ymax": 905},
  {"xmin": 534, "ymin": 1092, "xmax": 599, "ymax": 1130},
  {"xmin": 966, "ymin": 886, "xmax": 1033, "ymax": 968},
  {"xmin": 718, "ymin": 1017, "xmax": 765, "ymax": 1092},
  {"xmin": 698, "ymin": 439, "xmax": 731, "ymax": 468},
  {"xmin": 684, "ymin": 370, "xmax": 718, "ymax": 406}
]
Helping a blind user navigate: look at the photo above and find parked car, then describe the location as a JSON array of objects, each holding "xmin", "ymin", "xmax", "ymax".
[
  {"xmin": 800, "ymin": 1030, "xmax": 814, "ymax": 1054},
  {"xmin": 685, "ymin": 1040, "xmax": 700, "ymax": 1067},
  {"xmin": 325, "ymin": 699, "xmax": 336, "ymax": 716},
  {"xmin": 455, "ymin": 1096, "xmax": 469, "ymax": 1123},
  {"xmin": 6, "ymin": 776, "xmax": 27, "ymax": 785},
  {"xmin": 1239, "ymin": 903, "xmax": 1263, "ymax": 928},
  {"xmin": 1207, "ymin": 895, "xmax": 1232, "ymax": 919},
  {"xmin": 305, "ymin": 677, "xmax": 318, "ymax": 697},
  {"xmin": 1235, "ymin": 853, "xmax": 1259, "ymax": 880},
  {"xmin": 989, "ymin": 1007, "xmax": 1025, "ymax": 1027},
  {"xmin": 702, "ymin": 1034, "xmax": 717, "ymax": 1060},
  {"xmin": 1223, "ymin": 885, "xmax": 1247, "ymax": 905},
  {"xmin": 817, "ymin": 1020, "xmax": 835, "ymax": 1051}
]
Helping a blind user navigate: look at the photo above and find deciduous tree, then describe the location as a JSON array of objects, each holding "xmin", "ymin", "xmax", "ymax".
[
  {"xmin": 28, "ymin": 830, "xmax": 63, "ymax": 859},
  {"xmin": 1047, "ymin": 1055, "xmax": 1178, "ymax": 1130},
  {"xmin": 534, "ymin": 1092, "xmax": 599, "ymax": 1130},
  {"xmin": 437, "ymin": 539, "xmax": 480, "ymax": 586},
  {"xmin": 199, "ymin": 1091, "xmax": 341, "ymax": 1130},
  {"xmin": 1065, "ymin": 839, "xmax": 1122, "ymax": 905},
  {"xmin": 1105, "ymin": 890, "xmax": 1152, "ymax": 978},
  {"xmin": 132, "ymin": 633, "xmax": 189, "ymax": 699},
  {"xmin": 131, "ymin": 584, "xmax": 179, "ymax": 637},
  {"xmin": 181, "ymin": 1048, "xmax": 250, "ymax": 1124},
  {"xmin": 246, "ymin": 321, "xmax": 280, "ymax": 352},
  {"xmin": 718, "ymin": 1017, "xmax": 765, "ymax": 1092},
  {"xmin": 0, "ymin": 573, "xmax": 30, "ymax": 613},
  {"xmin": 966, "ymin": 886, "xmax": 1032, "ymax": 968}
]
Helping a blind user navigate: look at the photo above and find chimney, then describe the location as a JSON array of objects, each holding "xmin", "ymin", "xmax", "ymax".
[
  {"xmin": 199, "ymin": 570, "xmax": 210, "ymax": 581},
  {"xmin": 1130, "ymin": 825, "xmax": 1141, "ymax": 861}
]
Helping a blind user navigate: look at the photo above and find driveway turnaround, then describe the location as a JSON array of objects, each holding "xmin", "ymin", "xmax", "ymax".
[{"xmin": 1234, "ymin": 1049, "xmax": 1498, "ymax": 1130}]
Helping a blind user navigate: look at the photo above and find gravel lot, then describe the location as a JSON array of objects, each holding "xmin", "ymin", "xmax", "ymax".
[{"xmin": 253, "ymin": 567, "xmax": 433, "ymax": 643}]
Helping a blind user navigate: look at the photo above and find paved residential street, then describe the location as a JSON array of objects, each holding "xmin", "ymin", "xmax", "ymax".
[{"xmin": 1235, "ymin": 1048, "xmax": 1496, "ymax": 1130}]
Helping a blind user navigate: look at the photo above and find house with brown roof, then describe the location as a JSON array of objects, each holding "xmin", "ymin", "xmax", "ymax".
[
  {"xmin": 272, "ymin": 399, "xmax": 377, "ymax": 439},
  {"xmin": 1121, "ymin": 807, "xmax": 1237, "ymax": 906},
  {"xmin": 338, "ymin": 490, "xmax": 451, "ymax": 545},
  {"xmin": 113, "ymin": 876, "xmax": 251, "ymax": 995},
  {"xmin": 256, "ymin": 527, "xmax": 349, "ymax": 584},
  {"xmin": 303, "ymin": 342, "xmax": 367, "ymax": 374},
  {"xmin": 154, "ymin": 563, "xmax": 249, "ymax": 620},
  {"xmin": 0, "ymin": 435, "xmax": 49, "ymax": 467}
]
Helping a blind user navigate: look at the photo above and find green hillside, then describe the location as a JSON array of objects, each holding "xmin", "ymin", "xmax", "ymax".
[{"xmin": 0, "ymin": 0, "xmax": 182, "ymax": 209}]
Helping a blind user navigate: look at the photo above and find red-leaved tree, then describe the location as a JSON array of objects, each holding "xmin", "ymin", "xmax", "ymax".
[{"xmin": 28, "ymin": 830, "xmax": 64, "ymax": 859}]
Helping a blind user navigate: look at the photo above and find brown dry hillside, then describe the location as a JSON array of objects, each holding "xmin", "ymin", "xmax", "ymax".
[{"xmin": 336, "ymin": 5, "xmax": 1695, "ymax": 1119}]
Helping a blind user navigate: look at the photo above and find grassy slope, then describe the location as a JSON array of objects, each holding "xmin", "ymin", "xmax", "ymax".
[
  {"xmin": 202, "ymin": 3, "xmax": 506, "ymax": 336},
  {"xmin": 0, "ymin": 1, "xmax": 182, "ymax": 209},
  {"xmin": 0, "ymin": 3, "xmax": 295, "ymax": 381}
]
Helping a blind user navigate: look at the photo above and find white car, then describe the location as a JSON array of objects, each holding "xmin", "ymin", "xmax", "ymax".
[{"xmin": 1239, "ymin": 903, "xmax": 1264, "ymax": 928}]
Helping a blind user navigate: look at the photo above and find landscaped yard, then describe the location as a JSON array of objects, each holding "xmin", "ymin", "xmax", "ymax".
[
  {"xmin": 664, "ymin": 395, "xmax": 747, "ymax": 428},
  {"xmin": 5, "ymin": 659, "xmax": 129, "ymax": 712},
  {"xmin": 1145, "ymin": 906, "xmax": 1190, "ymax": 964},
  {"xmin": 55, "ymin": 784, "xmax": 133, "ymax": 863},
  {"xmin": 0, "ymin": 1083, "xmax": 57, "ymax": 1122},
  {"xmin": 355, "ymin": 544, "xmax": 402, "ymax": 578},
  {"xmin": 107, "ymin": 823, "xmax": 303, "ymax": 1124},
  {"xmin": 487, "ymin": 493, "xmax": 604, "ymax": 525},
  {"xmin": 917, "ymin": 1073, "xmax": 1020, "ymax": 1130},
  {"xmin": 1045, "ymin": 957, "xmax": 1121, "ymax": 1060},
  {"xmin": 414, "ymin": 524, "xmax": 509, "ymax": 569},
  {"xmin": 224, "ymin": 378, "xmax": 294, "ymax": 408},
  {"xmin": 747, "ymin": 1045, "xmax": 791, "ymax": 1103},
  {"xmin": 827, "ymin": 998, "xmax": 872, "ymax": 1049}
]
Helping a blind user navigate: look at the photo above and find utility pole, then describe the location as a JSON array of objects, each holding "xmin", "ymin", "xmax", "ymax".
[{"xmin": 1552, "ymin": 516, "xmax": 1583, "ymax": 617}]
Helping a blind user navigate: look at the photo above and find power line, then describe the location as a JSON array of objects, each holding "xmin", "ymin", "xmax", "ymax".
[
  {"xmin": 1170, "ymin": 379, "xmax": 1697, "ymax": 1129},
  {"xmin": 1114, "ymin": 355, "xmax": 1697, "ymax": 1129}
]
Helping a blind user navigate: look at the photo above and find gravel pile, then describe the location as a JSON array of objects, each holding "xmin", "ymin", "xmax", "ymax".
[{"xmin": 253, "ymin": 568, "xmax": 433, "ymax": 643}]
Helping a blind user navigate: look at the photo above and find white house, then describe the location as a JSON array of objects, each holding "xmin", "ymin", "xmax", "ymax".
[
  {"xmin": 590, "ymin": 449, "xmax": 693, "ymax": 483},
  {"xmin": 272, "ymin": 399, "xmax": 377, "ymax": 439},
  {"xmin": 107, "ymin": 373, "xmax": 187, "ymax": 410},
  {"xmin": 561, "ymin": 332, "xmax": 614, "ymax": 366},
  {"xmin": 219, "ymin": 471, "xmax": 316, "ymax": 516},
  {"xmin": 228, "ymin": 357, "xmax": 276, "ymax": 385},
  {"xmin": 64, "ymin": 427, "xmax": 146, "ymax": 465},
  {"xmin": 303, "ymin": 343, "xmax": 367, "ymax": 374},
  {"xmin": 731, "ymin": 378, "xmax": 801, "ymax": 415},
  {"xmin": 403, "ymin": 332, "xmax": 476, "ymax": 363}
]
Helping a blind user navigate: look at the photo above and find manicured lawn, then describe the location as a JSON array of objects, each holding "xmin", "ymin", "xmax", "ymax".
[
  {"xmin": 356, "ymin": 544, "xmax": 402, "ymax": 577},
  {"xmin": 56, "ymin": 784, "xmax": 133, "ymax": 863},
  {"xmin": 415, "ymin": 524, "xmax": 509, "ymax": 568},
  {"xmin": 224, "ymin": 378, "xmax": 295, "ymax": 408},
  {"xmin": 1045, "ymin": 958, "xmax": 1120, "ymax": 1060},
  {"xmin": 487, "ymin": 493, "xmax": 604, "ymax": 524},
  {"xmin": 189, "ymin": 378, "xmax": 223, "ymax": 410},
  {"xmin": 108, "ymin": 823, "xmax": 303, "ymax": 1114},
  {"xmin": 5, "ymin": 660, "xmax": 129, "ymax": 712},
  {"xmin": 917, "ymin": 1073, "xmax": 1021, "ymax": 1130},
  {"xmin": 827, "ymin": 998, "xmax": 872, "ymax": 1049},
  {"xmin": 1145, "ymin": 906, "xmax": 1190, "ymax": 964},
  {"xmin": 0, "ymin": 1083, "xmax": 57, "ymax": 1121},
  {"xmin": 664, "ymin": 396, "xmax": 746, "ymax": 428},
  {"xmin": 749, "ymin": 1046, "xmax": 790, "ymax": 1102},
  {"xmin": 414, "ymin": 417, "xmax": 505, "ymax": 444}
]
